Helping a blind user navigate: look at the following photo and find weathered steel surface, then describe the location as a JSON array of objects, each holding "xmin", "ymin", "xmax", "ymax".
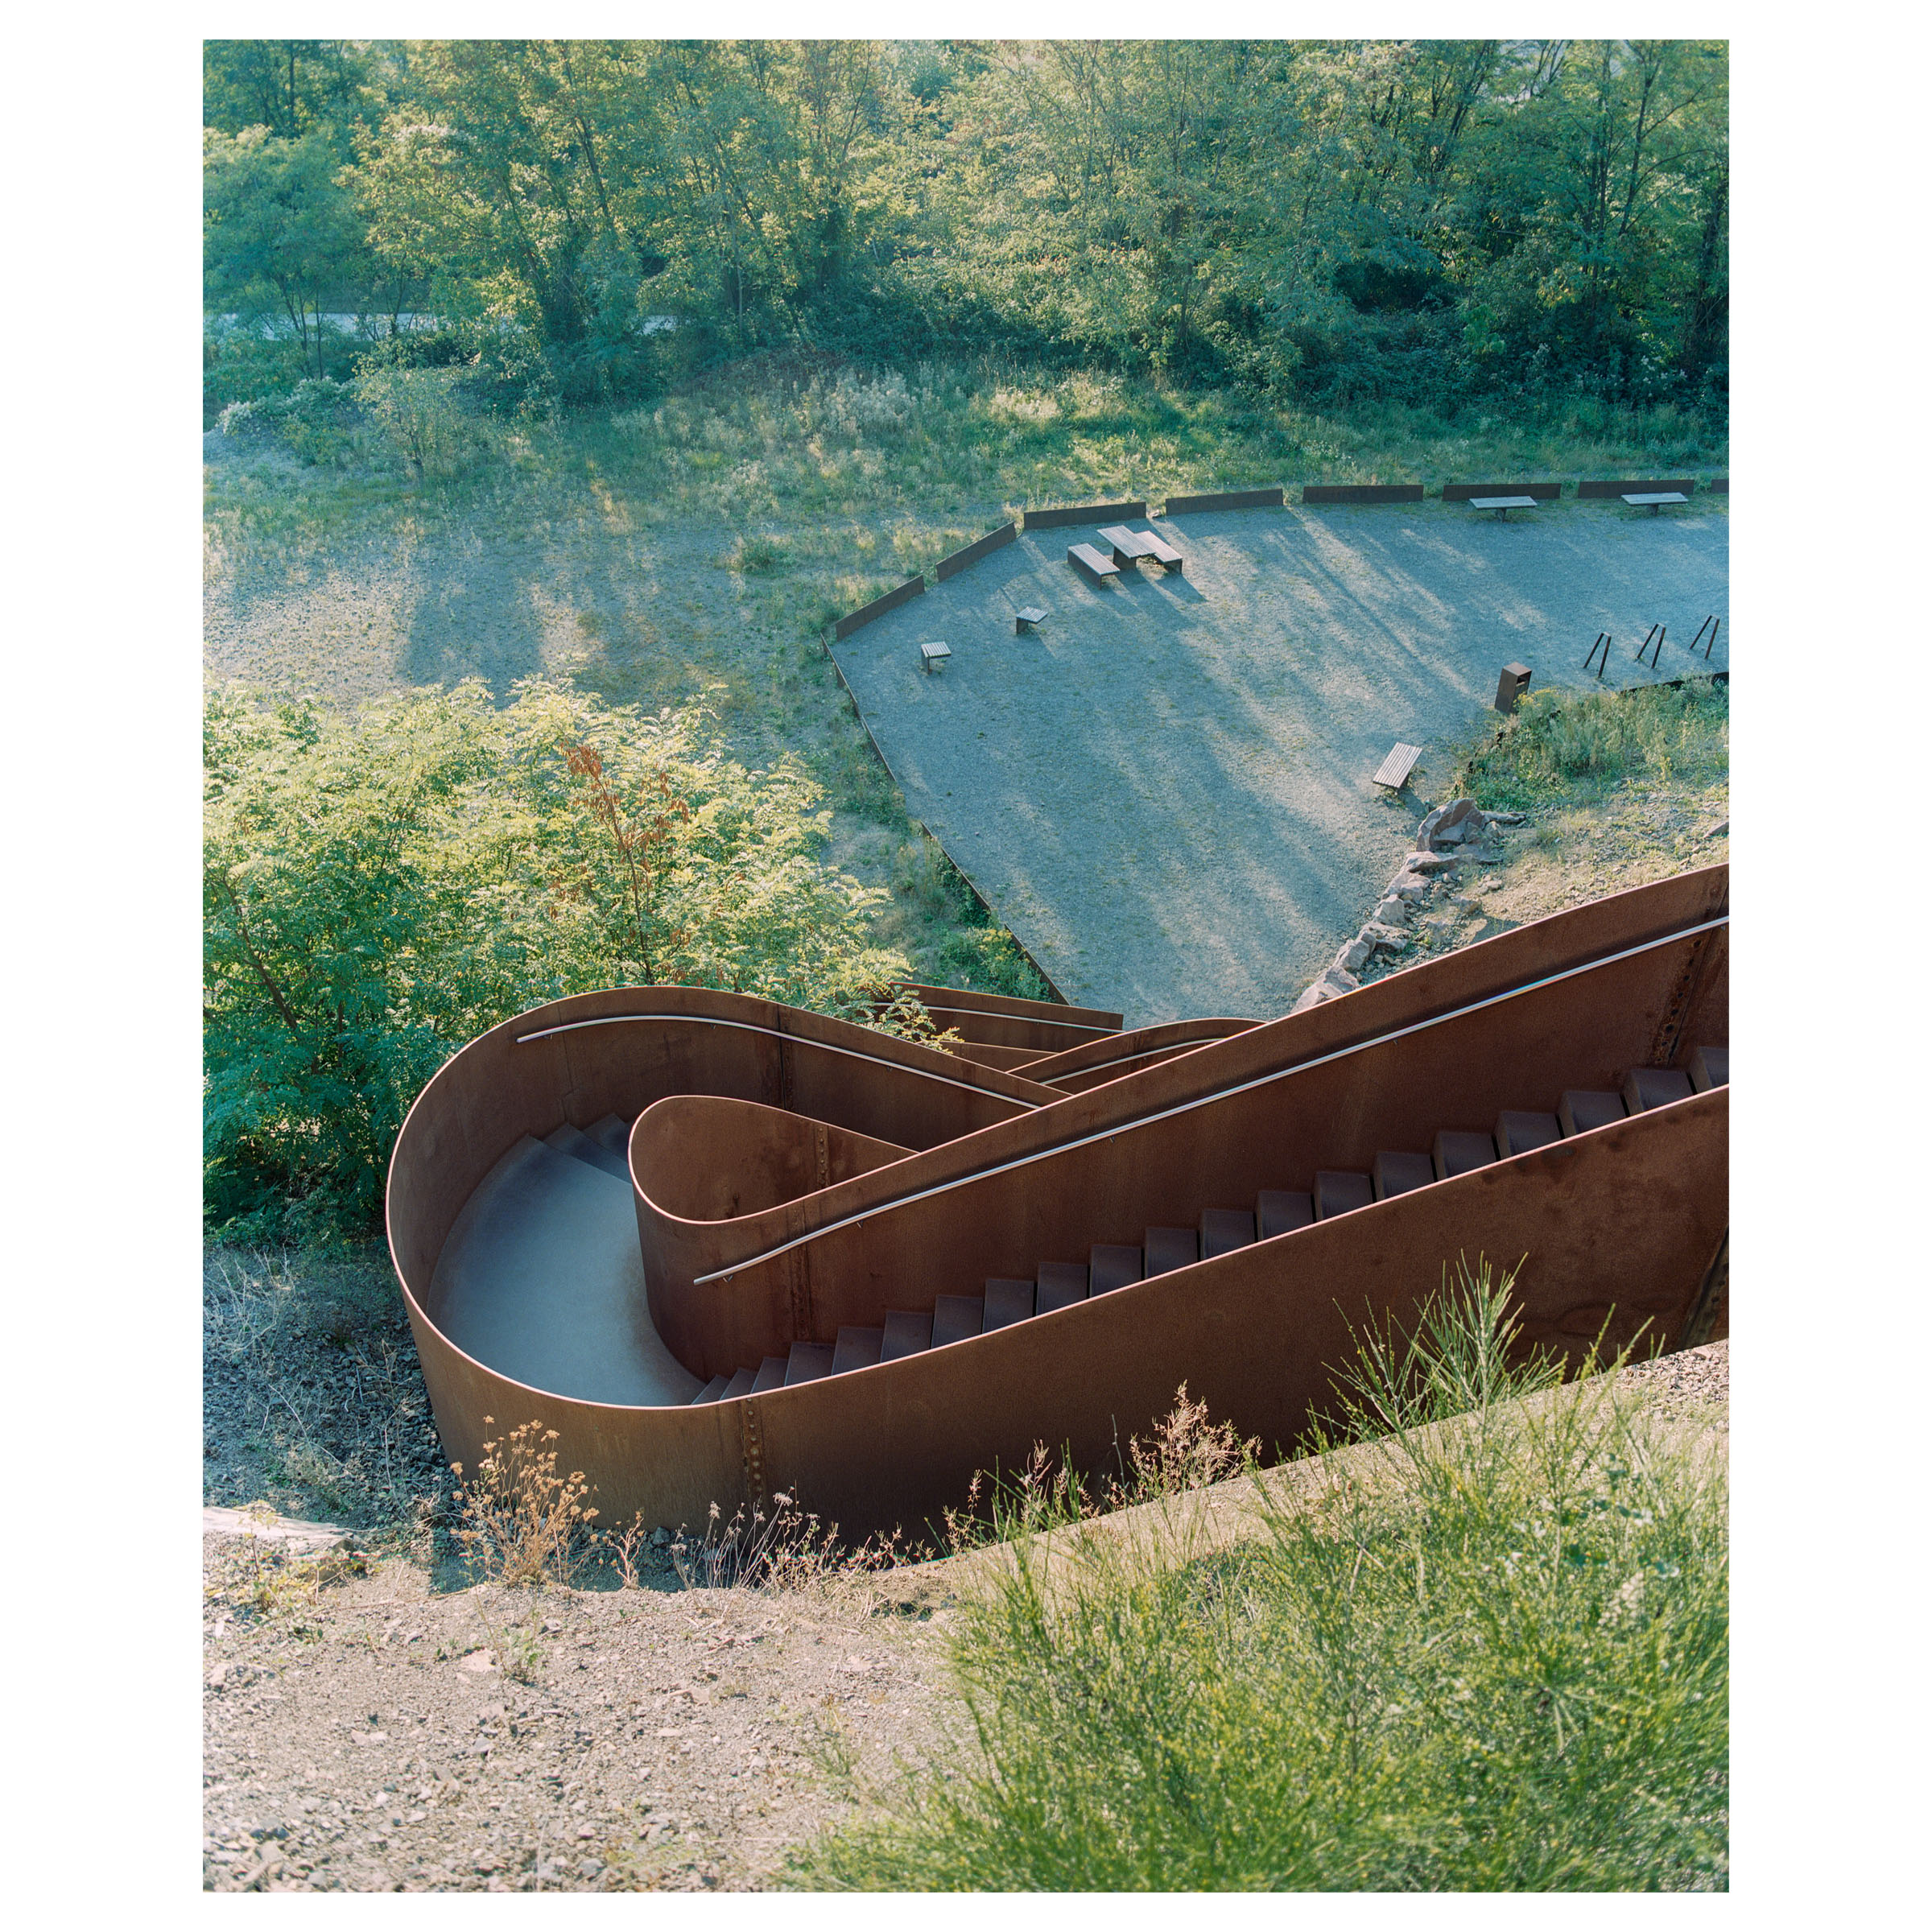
[
  {"xmin": 933, "ymin": 522, "xmax": 1017, "ymax": 583},
  {"xmin": 832, "ymin": 573, "xmax": 926, "ymax": 641},
  {"xmin": 388, "ymin": 868, "xmax": 1728, "ymax": 1542},
  {"xmin": 1162, "ymin": 487, "xmax": 1284, "ymax": 515},
  {"xmin": 1022, "ymin": 500, "xmax": 1148, "ymax": 531},
  {"xmin": 1302, "ymin": 483, "xmax": 1426, "ymax": 506}
]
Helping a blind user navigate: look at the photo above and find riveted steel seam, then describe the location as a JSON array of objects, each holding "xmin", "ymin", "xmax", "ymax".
[{"xmin": 694, "ymin": 915, "xmax": 1730, "ymax": 1285}]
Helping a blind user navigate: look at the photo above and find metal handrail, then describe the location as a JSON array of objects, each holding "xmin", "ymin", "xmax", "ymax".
[
  {"xmin": 911, "ymin": 1001, "xmax": 1120, "ymax": 1038},
  {"xmin": 1037, "ymin": 1028, "xmax": 1258, "ymax": 1086},
  {"xmin": 694, "ymin": 914, "xmax": 1729, "ymax": 1285},
  {"xmin": 512, "ymin": 1010, "xmax": 1048, "ymax": 1108}
]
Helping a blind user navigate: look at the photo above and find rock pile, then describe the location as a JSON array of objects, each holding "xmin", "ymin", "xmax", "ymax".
[{"xmin": 1289, "ymin": 799, "xmax": 1525, "ymax": 1013}]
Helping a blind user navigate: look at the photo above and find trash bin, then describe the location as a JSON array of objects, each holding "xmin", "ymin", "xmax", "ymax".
[{"xmin": 1494, "ymin": 663, "xmax": 1533, "ymax": 715}]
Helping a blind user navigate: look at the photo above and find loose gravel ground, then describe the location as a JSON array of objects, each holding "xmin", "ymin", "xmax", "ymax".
[{"xmin": 831, "ymin": 501, "xmax": 1728, "ymax": 1022}]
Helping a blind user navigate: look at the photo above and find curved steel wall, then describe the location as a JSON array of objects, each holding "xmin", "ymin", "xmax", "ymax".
[{"xmin": 388, "ymin": 869, "xmax": 1728, "ymax": 1541}]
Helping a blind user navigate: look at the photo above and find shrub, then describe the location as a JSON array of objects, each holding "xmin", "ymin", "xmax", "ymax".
[
  {"xmin": 217, "ymin": 376, "xmax": 359, "ymax": 465},
  {"xmin": 204, "ymin": 679, "xmax": 923, "ymax": 1238},
  {"xmin": 351, "ymin": 361, "xmax": 493, "ymax": 477}
]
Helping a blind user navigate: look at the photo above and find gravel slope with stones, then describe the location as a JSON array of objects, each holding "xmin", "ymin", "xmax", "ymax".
[{"xmin": 204, "ymin": 1343, "xmax": 1727, "ymax": 1893}]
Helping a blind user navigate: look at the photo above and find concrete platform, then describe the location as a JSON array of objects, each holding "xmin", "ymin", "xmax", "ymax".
[{"xmin": 831, "ymin": 499, "xmax": 1728, "ymax": 1022}]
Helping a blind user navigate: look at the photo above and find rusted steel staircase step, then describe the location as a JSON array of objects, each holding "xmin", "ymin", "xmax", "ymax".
[
  {"xmin": 984, "ymin": 1279, "xmax": 1036, "ymax": 1330},
  {"xmin": 1433, "ymin": 1130, "xmax": 1498, "ymax": 1179},
  {"xmin": 1496, "ymin": 1110, "xmax": 1562, "ymax": 1156},
  {"xmin": 1256, "ymin": 1191, "xmax": 1314, "ymax": 1238},
  {"xmin": 1558, "ymin": 1090, "xmax": 1628, "ymax": 1136},
  {"xmin": 832, "ymin": 1327, "xmax": 884, "ymax": 1374},
  {"xmin": 1035, "ymin": 1262, "xmax": 1089, "ymax": 1314},
  {"xmin": 1144, "ymin": 1228, "xmax": 1200, "ymax": 1276},
  {"xmin": 722, "ymin": 1368, "xmax": 758, "ymax": 1399},
  {"xmin": 1315, "ymin": 1171, "xmax": 1375, "ymax": 1219},
  {"xmin": 880, "ymin": 1311, "xmax": 933, "ymax": 1360},
  {"xmin": 1373, "ymin": 1152, "xmax": 1435, "ymax": 1199},
  {"xmin": 691, "ymin": 1374, "xmax": 730, "ymax": 1404},
  {"xmin": 785, "ymin": 1343, "xmax": 836, "ymax": 1385},
  {"xmin": 1688, "ymin": 1044, "xmax": 1729, "ymax": 1092},
  {"xmin": 1624, "ymin": 1066, "xmax": 1695, "ymax": 1113},
  {"xmin": 750, "ymin": 1356, "xmax": 789, "ymax": 1393},
  {"xmin": 1090, "ymin": 1245, "xmax": 1144, "ymax": 1294},
  {"xmin": 1201, "ymin": 1208, "xmax": 1257, "ymax": 1257},
  {"xmin": 932, "ymin": 1294, "xmax": 985, "ymax": 1348}
]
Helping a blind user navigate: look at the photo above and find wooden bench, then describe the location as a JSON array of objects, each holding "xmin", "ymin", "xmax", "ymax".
[
  {"xmin": 1373, "ymin": 742, "xmax": 1424, "ymax": 791},
  {"xmin": 1621, "ymin": 491, "xmax": 1690, "ymax": 516},
  {"xmin": 919, "ymin": 640, "xmax": 952, "ymax": 675},
  {"xmin": 1013, "ymin": 606, "xmax": 1048, "ymax": 635},
  {"xmin": 1067, "ymin": 543, "xmax": 1120, "ymax": 587},
  {"xmin": 1468, "ymin": 495, "xmax": 1539, "ymax": 521},
  {"xmin": 1100, "ymin": 524, "xmax": 1185, "ymax": 574}
]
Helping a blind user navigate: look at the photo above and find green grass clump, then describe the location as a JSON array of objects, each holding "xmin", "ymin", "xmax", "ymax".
[
  {"xmin": 793, "ymin": 1261, "xmax": 1728, "ymax": 1891},
  {"xmin": 1451, "ymin": 678, "xmax": 1729, "ymax": 814}
]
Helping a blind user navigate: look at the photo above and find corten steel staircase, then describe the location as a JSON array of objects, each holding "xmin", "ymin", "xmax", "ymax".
[{"xmin": 387, "ymin": 867, "xmax": 1729, "ymax": 1541}]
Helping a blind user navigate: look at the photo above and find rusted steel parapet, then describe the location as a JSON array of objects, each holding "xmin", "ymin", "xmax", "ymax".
[{"xmin": 388, "ymin": 869, "xmax": 1728, "ymax": 1542}]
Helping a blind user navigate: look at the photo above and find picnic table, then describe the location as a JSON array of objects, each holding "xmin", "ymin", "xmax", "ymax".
[
  {"xmin": 1621, "ymin": 491, "xmax": 1690, "ymax": 515},
  {"xmin": 1468, "ymin": 495, "xmax": 1538, "ymax": 521},
  {"xmin": 1100, "ymin": 524, "xmax": 1185, "ymax": 573}
]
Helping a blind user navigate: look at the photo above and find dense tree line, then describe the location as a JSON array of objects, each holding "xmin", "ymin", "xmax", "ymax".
[{"xmin": 205, "ymin": 38, "xmax": 1726, "ymax": 414}]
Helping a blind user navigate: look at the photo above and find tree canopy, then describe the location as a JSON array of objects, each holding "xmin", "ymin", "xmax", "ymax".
[{"xmin": 205, "ymin": 38, "xmax": 1727, "ymax": 412}]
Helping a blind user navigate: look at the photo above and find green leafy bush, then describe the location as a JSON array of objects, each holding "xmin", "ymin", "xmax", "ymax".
[
  {"xmin": 795, "ymin": 1261, "xmax": 1728, "ymax": 1890},
  {"xmin": 217, "ymin": 376, "xmax": 360, "ymax": 464},
  {"xmin": 350, "ymin": 361, "xmax": 494, "ymax": 477},
  {"xmin": 204, "ymin": 679, "xmax": 923, "ymax": 1240}
]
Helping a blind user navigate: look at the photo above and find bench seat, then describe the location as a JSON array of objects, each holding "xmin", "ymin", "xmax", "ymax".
[
  {"xmin": 1621, "ymin": 491, "xmax": 1690, "ymax": 514},
  {"xmin": 1067, "ymin": 543, "xmax": 1121, "ymax": 587},
  {"xmin": 1373, "ymin": 742, "xmax": 1424, "ymax": 791},
  {"xmin": 1468, "ymin": 495, "xmax": 1538, "ymax": 520},
  {"xmin": 919, "ymin": 640, "xmax": 952, "ymax": 674}
]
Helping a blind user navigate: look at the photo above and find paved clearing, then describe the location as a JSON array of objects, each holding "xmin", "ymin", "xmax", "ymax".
[{"xmin": 831, "ymin": 500, "xmax": 1728, "ymax": 1023}]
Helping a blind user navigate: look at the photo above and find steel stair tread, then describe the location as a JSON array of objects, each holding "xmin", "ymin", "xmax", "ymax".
[
  {"xmin": 1372, "ymin": 1152, "xmax": 1434, "ymax": 1200},
  {"xmin": 832, "ymin": 1326, "xmax": 884, "ymax": 1373},
  {"xmin": 1558, "ymin": 1090, "xmax": 1628, "ymax": 1136},
  {"xmin": 1496, "ymin": 1109, "xmax": 1562, "ymax": 1156},
  {"xmin": 1433, "ymin": 1130, "xmax": 1498, "ymax": 1179},
  {"xmin": 1315, "ymin": 1171, "xmax": 1374, "ymax": 1219},
  {"xmin": 881, "ymin": 1311, "xmax": 933, "ymax": 1360},
  {"xmin": 1201, "ymin": 1208, "xmax": 1257, "ymax": 1257},
  {"xmin": 1688, "ymin": 1044, "xmax": 1729, "ymax": 1092},
  {"xmin": 1144, "ymin": 1228, "xmax": 1199, "ymax": 1275},
  {"xmin": 1256, "ymin": 1191, "xmax": 1314, "ymax": 1238},
  {"xmin": 1036, "ymin": 1262, "xmax": 1089, "ymax": 1314}
]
